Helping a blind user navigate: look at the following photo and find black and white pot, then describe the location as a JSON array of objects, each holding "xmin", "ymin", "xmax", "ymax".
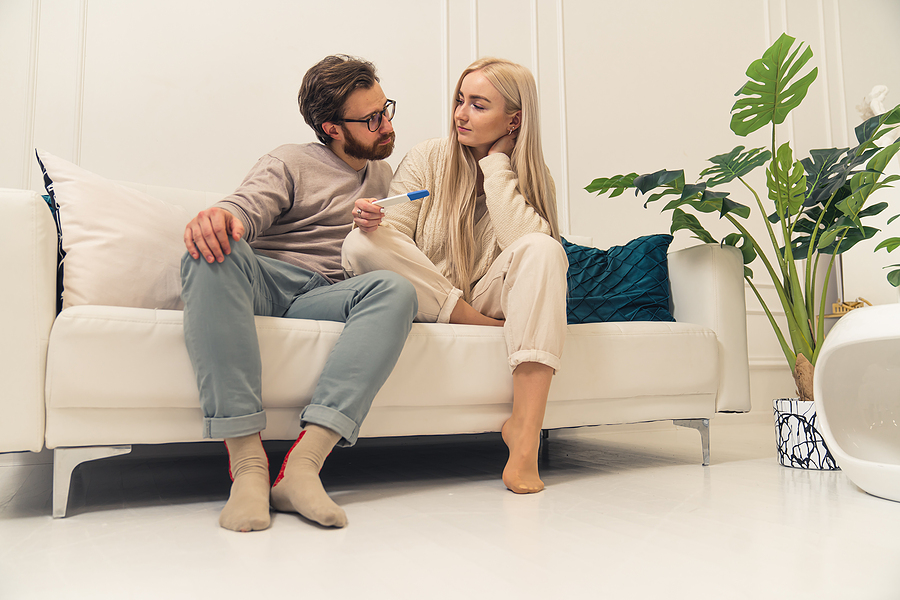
[{"xmin": 773, "ymin": 398, "xmax": 839, "ymax": 470}]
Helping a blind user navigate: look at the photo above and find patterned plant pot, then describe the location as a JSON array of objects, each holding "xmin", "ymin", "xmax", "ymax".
[{"xmin": 773, "ymin": 398, "xmax": 839, "ymax": 470}]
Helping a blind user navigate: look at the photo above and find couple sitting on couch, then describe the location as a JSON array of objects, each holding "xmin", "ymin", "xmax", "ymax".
[{"xmin": 181, "ymin": 54, "xmax": 568, "ymax": 532}]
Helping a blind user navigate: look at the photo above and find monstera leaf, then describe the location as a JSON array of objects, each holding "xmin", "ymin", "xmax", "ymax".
[
  {"xmin": 584, "ymin": 173, "xmax": 638, "ymax": 197},
  {"xmin": 839, "ymin": 140, "xmax": 900, "ymax": 225},
  {"xmin": 767, "ymin": 142, "xmax": 806, "ymax": 221},
  {"xmin": 700, "ymin": 146, "xmax": 771, "ymax": 186},
  {"xmin": 723, "ymin": 232, "xmax": 757, "ymax": 277},
  {"xmin": 670, "ymin": 208, "xmax": 716, "ymax": 244},
  {"xmin": 802, "ymin": 111, "xmax": 899, "ymax": 210},
  {"xmin": 855, "ymin": 105, "xmax": 900, "ymax": 151},
  {"xmin": 816, "ymin": 217, "xmax": 879, "ymax": 253},
  {"xmin": 815, "ymin": 143, "xmax": 898, "ymax": 253},
  {"xmin": 802, "ymin": 148, "xmax": 852, "ymax": 208},
  {"xmin": 888, "ymin": 266, "xmax": 900, "ymax": 287},
  {"xmin": 877, "ymin": 215, "xmax": 900, "ymax": 288},
  {"xmin": 875, "ymin": 214, "xmax": 900, "ymax": 254},
  {"xmin": 663, "ymin": 184, "xmax": 751, "ymax": 220},
  {"xmin": 632, "ymin": 170, "xmax": 685, "ymax": 206},
  {"xmin": 730, "ymin": 33, "xmax": 818, "ymax": 136},
  {"xmin": 786, "ymin": 200, "xmax": 887, "ymax": 256}
]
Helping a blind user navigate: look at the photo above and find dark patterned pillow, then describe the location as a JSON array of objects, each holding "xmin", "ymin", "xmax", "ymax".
[
  {"xmin": 563, "ymin": 234, "xmax": 675, "ymax": 324},
  {"xmin": 41, "ymin": 194, "xmax": 65, "ymax": 314}
]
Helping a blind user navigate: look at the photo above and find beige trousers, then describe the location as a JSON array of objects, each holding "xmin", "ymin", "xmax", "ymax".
[{"xmin": 342, "ymin": 227, "xmax": 568, "ymax": 372}]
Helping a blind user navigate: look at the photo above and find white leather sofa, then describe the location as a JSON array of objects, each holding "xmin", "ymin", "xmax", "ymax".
[{"xmin": 1, "ymin": 184, "xmax": 751, "ymax": 518}]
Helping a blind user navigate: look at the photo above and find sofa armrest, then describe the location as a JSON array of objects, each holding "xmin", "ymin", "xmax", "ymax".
[
  {"xmin": 668, "ymin": 243, "xmax": 751, "ymax": 412},
  {"xmin": 0, "ymin": 189, "xmax": 57, "ymax": 452}
]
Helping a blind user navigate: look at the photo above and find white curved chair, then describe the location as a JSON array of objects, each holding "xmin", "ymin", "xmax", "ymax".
[{"xmin": 814, "ymin": 304, "xmax": 900, "ymax": 502}]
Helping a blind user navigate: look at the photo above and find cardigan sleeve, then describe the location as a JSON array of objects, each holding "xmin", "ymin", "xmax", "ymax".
[
  {"xmin": 381, "ymin": 143, "xmax": 432, "ymax": 240},
  {"xmin": 479, "ymin": 153, "xmax": 552, "ymax": 250}
]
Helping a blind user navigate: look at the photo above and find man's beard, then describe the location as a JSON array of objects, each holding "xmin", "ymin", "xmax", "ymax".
[{"xmin": 342, "ymin": 127, "xmax": 395, "ymax": 161}]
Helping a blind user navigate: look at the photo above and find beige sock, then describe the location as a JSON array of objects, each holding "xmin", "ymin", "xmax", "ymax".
[
  {"xmin": 219, "ymin": 433, "xmax": 271, "ymax": 532},
  {"xmin": 270, "ymin": 424, "xmax": 347, "ymax": 528}
]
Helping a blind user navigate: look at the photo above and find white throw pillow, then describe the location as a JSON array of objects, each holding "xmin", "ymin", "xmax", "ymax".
[{"xmin": 36, "ymin": 149, "xmax": 191, "ymax": 310}]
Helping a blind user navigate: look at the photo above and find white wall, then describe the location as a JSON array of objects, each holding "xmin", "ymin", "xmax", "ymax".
[{"xmin": 3, "ymin": 0, "xmax": 898, "ymax": 413}]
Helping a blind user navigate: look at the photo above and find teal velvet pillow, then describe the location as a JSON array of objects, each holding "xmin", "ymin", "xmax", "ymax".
[{"xmin": 562, "ymin": 234, "xmax": 675, "ymax": 324}]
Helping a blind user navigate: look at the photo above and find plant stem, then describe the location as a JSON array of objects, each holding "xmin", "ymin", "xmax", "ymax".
[
  {"xmin": 770, "ymin": 127, "xmax": 791, "ymax": 283},
  {"xmin": 803, "ymin": 183, "xmax": 845, "ymax": 344},
  {"xmin": 746, "ymin": 277, "xmax": 796, "ymax": 369},
  {"xmin": 813, "ymin": 233, "xmax": 846, "ymax": 364},
  {"xmin": 725, "ymin": 213, "xmax": 812, "ymax": 360},
  {"xmin": 725, "ymin": 214, "xmax": 787, "ymax": 301},
  {"xmin": 738, "ymin": 174, "xmax": 787, "ymax": 282}
]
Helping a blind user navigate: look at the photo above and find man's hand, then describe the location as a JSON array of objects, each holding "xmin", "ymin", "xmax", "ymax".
[
  {"xmin": 352, "ymin": 198, "xmax": 384, "ymax": 234},
  {"xmin": 184, "ymin": 207, "xmax": 245, "ymax": 263}
]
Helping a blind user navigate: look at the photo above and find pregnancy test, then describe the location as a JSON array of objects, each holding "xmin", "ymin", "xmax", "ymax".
[{"xmin": 374, "ymin": 189, "xmax": 429, "ymax": 207}]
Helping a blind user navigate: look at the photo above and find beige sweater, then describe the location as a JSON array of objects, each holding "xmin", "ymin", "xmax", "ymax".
[
  {"xmin": 217, "ymin": 143, "xmax": 391, "ymax": 281},
  {"xmin": 384, "ymin": 137, "xmax": 553, "ymax": 285}
]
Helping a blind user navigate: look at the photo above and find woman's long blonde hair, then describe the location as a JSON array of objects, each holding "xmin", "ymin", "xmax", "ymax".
[{"xmin": 440, "ymin": 57, "xmax": 559, "ymax": 299}]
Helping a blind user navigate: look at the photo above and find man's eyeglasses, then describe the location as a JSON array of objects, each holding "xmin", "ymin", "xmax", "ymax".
[{"xmin": 339, "ymin": 100, "xmax": 396, "ymax": 132}]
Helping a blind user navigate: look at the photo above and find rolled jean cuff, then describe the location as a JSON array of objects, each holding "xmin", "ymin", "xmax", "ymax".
[
  {"xmin": 301, "ymin": 404, "xmax": 361, "ymax": 448},
  {"xmin": 508, "ymin": 349, "xmax": 561, "ymax": 374},
  {"xmin": 436, "ymin": 287, "xmax": 463, "ymax": 324},
  {"xmin": 204, "ymin": 410, "xmax": 267, "ymax": 440}
]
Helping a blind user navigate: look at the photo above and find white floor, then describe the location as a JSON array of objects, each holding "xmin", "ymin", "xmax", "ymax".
[{"xmin": 1, "ymin": 417, "xmax": 898, "ymax": 600}]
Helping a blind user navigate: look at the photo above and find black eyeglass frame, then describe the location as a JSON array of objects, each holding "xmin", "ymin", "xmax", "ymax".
[{"xmin": 338, "ymin": 99, "xmax": 396, "ymax": 132}]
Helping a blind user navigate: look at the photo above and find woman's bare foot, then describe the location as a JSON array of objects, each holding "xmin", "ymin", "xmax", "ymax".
[{"xmin": 501, "ymin": 417, "xmax": 544, "ymax": 493}]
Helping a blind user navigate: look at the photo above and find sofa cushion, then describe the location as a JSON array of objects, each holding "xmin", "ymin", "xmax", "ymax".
[
  {"xmin": 46, "ymin": 306, "xmax": 717, "ymax": 412},
  {"xmin": 45, "ymin": 306, "xmax": 720, "ymax": 445},
  {"xmin": 562, "ymin": 235, "xmax": 676, "ymax": 324},
  {"xmin": 35, "ymin": 149, "xmax": 191, "ymax": 310}
]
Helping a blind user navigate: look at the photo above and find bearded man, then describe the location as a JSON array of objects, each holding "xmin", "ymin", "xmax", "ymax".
[{"xmin": 180, "ymin": 55, "xmax": 417, "ymax": 532}]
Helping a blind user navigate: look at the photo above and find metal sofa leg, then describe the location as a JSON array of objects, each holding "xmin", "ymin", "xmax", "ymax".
[
  {"xmin": 673, "ymin": 419, "xmax": 710, "ymax": 466},
  {"xmin": 53, "ymin": 445, "xmax": 132, "ymax": 518}
]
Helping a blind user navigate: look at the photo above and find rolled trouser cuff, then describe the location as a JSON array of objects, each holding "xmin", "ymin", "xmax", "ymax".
[
  {"xmin": 301, "ymin": 404, "xmax": 362, "ymax": 447},
  {"xmin": 509, "ymin": 348, "xmax": 562, "ymax": 374},
  {"xmin": 204, "ymin": 410, "xmax": 267, "ymax": 440},
  {"xmin": 437, "ymin": 287, "xmax": 463, "ymax": 324}
]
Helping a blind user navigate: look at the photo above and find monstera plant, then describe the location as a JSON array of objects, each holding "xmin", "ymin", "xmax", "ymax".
[{"xmin": 586, "ymin": 33, "xmax": 900, "ymax": 402}]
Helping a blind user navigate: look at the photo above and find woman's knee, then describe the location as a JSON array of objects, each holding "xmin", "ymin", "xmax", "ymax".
[
  {"xmin": 342, "ymin": 228, "xmax": 366, "ymax": 261},
  {"xmin": 342, "ymin": 228, "xmax": 380, "ymax": 275},
  {"xmin": 342, "ymin": 227, "xmax": 388, "ymax": 261},
  {"xmin": 514, "ymin": 233, "xmax": 568, "ymax": 271}
]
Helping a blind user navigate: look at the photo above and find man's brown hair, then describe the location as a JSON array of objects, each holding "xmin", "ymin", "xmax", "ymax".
[{"xmin": 299, "ymin": 55, "xmax": 379, "ymax": 145}]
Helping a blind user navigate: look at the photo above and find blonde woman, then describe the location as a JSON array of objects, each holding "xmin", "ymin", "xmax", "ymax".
[{"xmin": 342, "ymin": 58, "xmax": 567, "ymax": 494}]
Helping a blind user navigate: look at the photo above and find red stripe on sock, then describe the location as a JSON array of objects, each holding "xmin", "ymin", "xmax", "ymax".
[
  {"xmin": 272, "ymin": 429, "xmax": 306, "ymax": 488},
  {"xmin": 224, "ymin": 441, "xmax": 234, "ymax": 482}
]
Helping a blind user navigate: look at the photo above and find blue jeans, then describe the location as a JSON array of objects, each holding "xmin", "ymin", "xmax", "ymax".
[{"xmin": 180, "ymin": 239, "xmax": 417, "ymax": 446}]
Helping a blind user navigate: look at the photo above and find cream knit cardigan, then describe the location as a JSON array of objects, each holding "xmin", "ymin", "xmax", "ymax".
[{"xmin": 383, "ymin": 137, "xmax": 553, "ymax": 286}]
